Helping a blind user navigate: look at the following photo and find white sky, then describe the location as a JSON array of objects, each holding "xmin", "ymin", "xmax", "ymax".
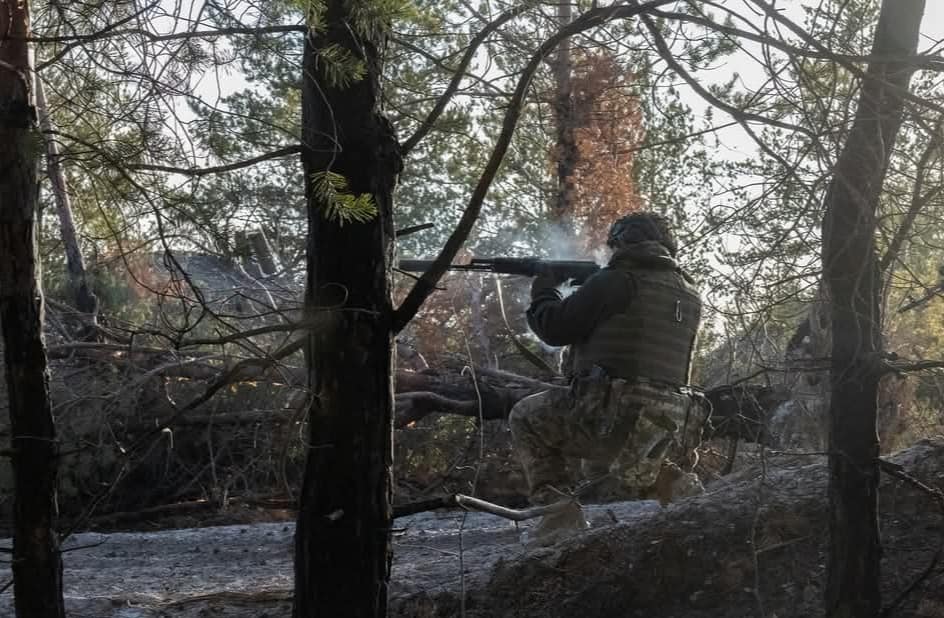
[{"xmin": 921, "ymin": 1, "xmax": 944, "ymax": 50}]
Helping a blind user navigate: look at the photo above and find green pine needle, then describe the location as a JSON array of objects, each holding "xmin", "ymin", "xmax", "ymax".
[{"xmin": 311, "ymin": 171, "xmax": 378, "ymax": 226}]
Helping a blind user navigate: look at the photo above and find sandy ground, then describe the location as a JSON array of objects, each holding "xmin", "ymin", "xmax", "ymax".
[{"xmin": 0, "ymin": 501, "xmax": 664, "ymax": 616}]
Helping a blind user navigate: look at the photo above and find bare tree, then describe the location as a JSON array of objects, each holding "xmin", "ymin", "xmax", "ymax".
[
  {"xmin": 820, "ymin": 1, "xmax": 925, "ymax": 615},
  {"xmin": 0, "ymin": 1, "xmax": 65, "ymax": 615},
  {"xmin": 34, "ymin": 74, "xmax": 98, "ymax": 323}
]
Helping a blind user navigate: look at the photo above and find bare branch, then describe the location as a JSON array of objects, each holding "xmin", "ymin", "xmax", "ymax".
[
  {"xmin": 879, "ymin": 116, "xmax": 944, "ymax": 273},
  {"xmin": 400, "ymin": 3, "xmax": 533, "ymax": 156},
  {"xmin": 393, "ymin": 493, "xmax": 577, "ymax": 521},
  {"xmin": 886, "ymin": 359, "xmax": 944, "ymax": 373},
  {"xmin": 394, "ymin": 222, "xmax": 435, "ymax": 237}
]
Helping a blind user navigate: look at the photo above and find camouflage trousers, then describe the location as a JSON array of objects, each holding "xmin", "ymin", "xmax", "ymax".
[{"xmin": 508, "ymin": 377, "xmax": 703, "ymax": 502}]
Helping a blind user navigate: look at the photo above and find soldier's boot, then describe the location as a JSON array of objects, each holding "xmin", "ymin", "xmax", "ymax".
[
  {"xmin": 648, "ymin": 461, "xmax": 705, "ymax": 505},
  {"xmin": 531, "ymin": 501, "xmax": 590, "ymax": 545},
  {"xmin": 528, "ymin": 485, "xmax": 590, "ymax": 546}
]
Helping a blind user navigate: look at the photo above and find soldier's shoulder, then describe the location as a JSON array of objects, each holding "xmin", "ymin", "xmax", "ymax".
[
  {"xmin": 590, "ymin": 265, "xmax": 635, "ymax": 285},
  {"xmin": 578, "ymin": 266, "xmax": 634, "ymax": 298}
]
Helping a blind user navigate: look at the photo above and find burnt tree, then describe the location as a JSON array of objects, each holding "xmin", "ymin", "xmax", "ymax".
[
  {"xmin": 0, "ymin": 1, "xmax": 65, "ymax": 616},
  {"xmin": 293, "ymin": 2, "xmax": 402, "ymax": 616},
  {"xmin": 820, "ymin": 1, "xmax": 925, "ymax": 616}
]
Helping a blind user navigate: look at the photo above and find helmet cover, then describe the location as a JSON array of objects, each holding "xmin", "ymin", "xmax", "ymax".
[{"xmin": 606, "ymin": 212, "xmax": 678, "ymax": 256}]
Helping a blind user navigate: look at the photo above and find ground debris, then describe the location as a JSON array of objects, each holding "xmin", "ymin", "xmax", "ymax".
[{"xmin": 1, "ymin": 440, "xmax": 943, "ymax": 617}]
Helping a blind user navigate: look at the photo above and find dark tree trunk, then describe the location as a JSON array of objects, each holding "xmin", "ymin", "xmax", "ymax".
[
  {"xmin": 0, "ymin": 2, "xmax": 66, "ymax": 617},
  {"xmin": 821, "ymin": 2, "xmax": 924, "ymax": 616},
  {"xmin": 293, "ymin": 2, "xmax": 401, "ymax": 616}
]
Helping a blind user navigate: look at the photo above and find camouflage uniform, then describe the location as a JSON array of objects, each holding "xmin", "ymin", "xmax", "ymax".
[
  {"xmin": 511, "ymin": 213, "xmax": 703, "ymax": 514},
  {"xmin": 509, "ymin": 375, "xmax": 701, "ymax": 500}
]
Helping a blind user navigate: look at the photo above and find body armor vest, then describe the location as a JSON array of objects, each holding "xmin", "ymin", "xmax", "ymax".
[{"xmin": 572, "ymin": 266, "xmax": 701, "ymax": 384}]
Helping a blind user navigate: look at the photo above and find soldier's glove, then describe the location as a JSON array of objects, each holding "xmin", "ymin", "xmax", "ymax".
[
  {"xmin": 532, "ymin": 263, "xmax": 571, "ymax": 287},
  {"xmin": 530, "ymin": 273, "xmax": 567, "ymax": 299}
]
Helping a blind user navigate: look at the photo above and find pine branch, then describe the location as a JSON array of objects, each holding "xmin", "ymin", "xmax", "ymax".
[
  {"xmin": 22, "ymin": 24, "xmax": 307, "ymax": 45},
  {"xmin": 125, "ymin": 145, "xmax": 303, "ymax": 177}
]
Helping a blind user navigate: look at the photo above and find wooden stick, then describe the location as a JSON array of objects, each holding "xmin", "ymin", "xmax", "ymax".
[
  {"xmin": 455, "ymin": 494, "xmax": 575, "ymax": 521},
  {"xmin": 393, "ymin": 493, "xmax": 575, "ymax": 521}
]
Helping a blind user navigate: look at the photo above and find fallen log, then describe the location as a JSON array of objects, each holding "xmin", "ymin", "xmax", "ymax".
[
  {"xmin": 393, "ymin": 368, "xmax": 558, "ymax": 428},
  {"xmin": 88, "ymin": 500, "xmax": 219, "ymax": 528}
]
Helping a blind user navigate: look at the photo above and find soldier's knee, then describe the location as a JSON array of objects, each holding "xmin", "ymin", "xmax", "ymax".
[
  {"xmin": 508, "ymin": 403, "xmax": 528, "ymax": 437},
  {"xmin": 508, "ymin": 392, "xmax": 543, "ymax": 431}
]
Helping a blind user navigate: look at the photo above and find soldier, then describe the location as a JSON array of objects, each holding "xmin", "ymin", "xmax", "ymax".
[{"xmin": 509, "ymin": 212, "xmax": 703, "ymax": 542}]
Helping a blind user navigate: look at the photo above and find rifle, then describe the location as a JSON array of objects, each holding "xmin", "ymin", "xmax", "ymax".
[{"xmin": 398, "ymin": 257, "xmax": 601, "ymax": 285}]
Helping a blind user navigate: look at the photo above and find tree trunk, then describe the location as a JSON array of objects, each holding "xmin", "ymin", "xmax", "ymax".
[
  {"xmin": 34, "ymin": 74, "xmax": 98, "ymax": 318},
  {"xmin": 0, "ymin": 2, "xmax": 66, "ymax": 616},
  {"xmin": 248, "ymin": 229, "xmax": 281, "ymax": 275},
  {"xmin": 293, "ymin": 2, "xmax": 402, "ymax": 616},
  {"xmin": 821, "ymin": 2, "xmax": 924, "ymax": 616},
  {"xmin": 468, "ymin": 275, "xmax": 492, "ymax": 366},
  {"xmin": 552, "ymin": 0, "xmax": 576, "ymax": 240}
]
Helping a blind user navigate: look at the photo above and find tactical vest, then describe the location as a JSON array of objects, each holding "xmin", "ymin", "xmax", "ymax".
[{"xmin": 572, "ymin": 266, "xmax": 701, "ymax": 384}]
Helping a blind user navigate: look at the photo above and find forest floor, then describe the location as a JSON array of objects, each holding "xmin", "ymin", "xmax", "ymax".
[
  {"xmin": 0, "ymin": 498, "xmax": 662, "ymax": 617},
  {"xmin": 2, "ymin": 440, "xmax": 944, "ymax": 617}
]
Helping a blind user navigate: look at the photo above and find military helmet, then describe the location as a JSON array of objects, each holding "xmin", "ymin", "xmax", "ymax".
[{"xmin": 606, "ymin": 212, "xmax": 678, "ymax": 256}]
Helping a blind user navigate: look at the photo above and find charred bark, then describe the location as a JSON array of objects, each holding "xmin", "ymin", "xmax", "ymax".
[
  {"xmin": 0, "ymin": 2, "xmax": 65, "ymax": 616},
  {"xmin": 293, "ymin": 3, "xmax": 402, "ymax": 616},
  {"xmin": 820, "ymin": 2, "xmax": 924, "ymax": 616}
]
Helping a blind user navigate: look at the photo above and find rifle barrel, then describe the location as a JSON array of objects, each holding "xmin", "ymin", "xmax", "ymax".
[{"xmin": 397, "ymin": 259, "xmax": 491, "ymax": 273}]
